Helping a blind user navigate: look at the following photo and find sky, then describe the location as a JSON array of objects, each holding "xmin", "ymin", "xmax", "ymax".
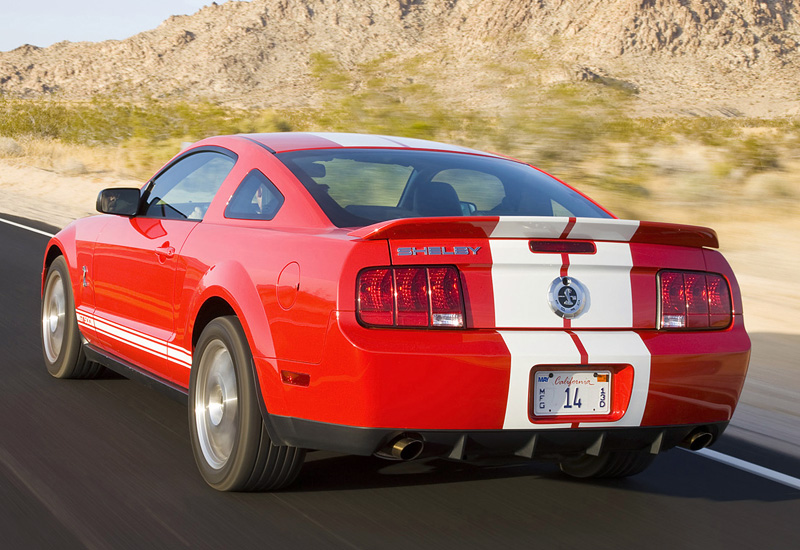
[{"xmin": 0, "ymin": 1, "xmax": 244, "ymax": 52}]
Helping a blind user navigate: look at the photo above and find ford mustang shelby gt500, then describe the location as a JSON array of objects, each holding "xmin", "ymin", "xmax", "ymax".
[{"xmin": 41, "ymin": 133, "xmax": 750, "ymax": 491}]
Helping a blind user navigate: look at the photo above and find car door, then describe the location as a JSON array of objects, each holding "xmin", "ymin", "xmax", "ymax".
[{"xmin": 91, "ymin": 149, "xmax": 236, "ymax": 385}]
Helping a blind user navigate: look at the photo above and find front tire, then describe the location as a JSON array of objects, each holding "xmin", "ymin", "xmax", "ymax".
[
  {"xmin": 189, "ymin": 316, "xmax": 305, "ymax": 491},
  {"xmin": 41, "ymin": 256, "xmax": 103, "ymax": 379},
  {"xmin": 559, "ymin": 450, "xmax": 656, "ymax": 479}
]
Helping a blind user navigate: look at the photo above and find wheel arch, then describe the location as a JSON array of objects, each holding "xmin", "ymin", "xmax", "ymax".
[
  {"xmin": 185, "ymin": 266, "xmax": 287, "ymax": 445},
  {"xmin": 183, "ymin": 260, "xmax": 276, "ymax": 359},
  {"xmin": 191, "ymin": 296, "xmax": 237, "ymax": 351},
  {"xmin": 42, "ymin": 243, "xmax": 65, "ymax": 292}
]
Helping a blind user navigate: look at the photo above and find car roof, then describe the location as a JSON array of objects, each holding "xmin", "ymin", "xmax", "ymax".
[{"xmin": 236, "ymin": 132, "xmax": 501, "ymax": 156}]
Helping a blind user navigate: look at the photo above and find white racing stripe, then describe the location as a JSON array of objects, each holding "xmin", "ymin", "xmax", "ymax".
[
  {"xmin": 487, "ymin": 217, "xmax": 641, "ymax": 242},
  {"xmin": 691, "ymin": 448, "xmax": 800, "ymax": 491},
  {"xmin": 499, "ymin": 330, "xmax": 651, "ymax": 429},
  {"xmin": 0, "ymin": 216, "xmax": 56, "ymax": 238},
  {"xmin": 500, "ymin": 331, "xmax": 578, "ymax": 429},
  {"xmin": 4, "ymin": 214, "xmax": 192, "ymax": 370},
  {"xmin": 305, "ymin": 132, "xmax": 487, "ymax": 154},
  {"xmin": 489, "ymin": 229, "xmax": 636, "ymax": 330},
  {"xmin": 492, "ymin": 216, "xmax": 650, "ymax": 429},
  {"xmin": 575, "ymin": 332, "xmax": 650, "ymax": 428},
  {"xmin": 490, "ymin": 217, "xmax": 570, "ymax": 239},
  {"xmin": 568, "ymin": 242, "xmax": 634, "ymax": 328},
  {"xmin": 491, "ymin": 239, "xmax": 564, "ymax": 328},
  {"xmin": 568, "ymin": 218, "xmax": 640, "ymax": 241},
  {"xmin": 77, "ymin": 310, "xmax": 192, "ymax": 369}
]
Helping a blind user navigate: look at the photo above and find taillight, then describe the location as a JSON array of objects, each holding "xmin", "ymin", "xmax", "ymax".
[
  {"xmin": 357, "ymin": 268, "xmax": 393, "ymax": 325},
  {"xmin": 396, "ymin": 268, "xmax": 429, "ymax": 327},
  {"xmin": 429, "ymin": 267, "xmax": 463, "ymax": 327},
  {"xmin": 357, "ymin": 266, "xmax": 465, "ymax": 328},
  {"xmin": 659, "ymin": 270, "xmax": 732, "ymax": 330}
]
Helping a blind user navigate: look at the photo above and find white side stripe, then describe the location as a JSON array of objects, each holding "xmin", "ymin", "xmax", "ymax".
[{"xmin": 77, "ymin": 310, "xmax": 192, "ymax": 369}]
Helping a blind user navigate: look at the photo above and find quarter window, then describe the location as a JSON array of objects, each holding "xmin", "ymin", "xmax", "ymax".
[
  {"xmin": 225, "ymin": 170, "xmax": 285, "ymax": 221},
  {"xmin": 142, "ymin": 151, "xmax": 235, "ymax": 220}
]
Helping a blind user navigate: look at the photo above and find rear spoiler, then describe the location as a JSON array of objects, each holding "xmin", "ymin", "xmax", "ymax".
[{"xmin": 348, "ymin": 216, "xmax": 719, "ymax": 249}]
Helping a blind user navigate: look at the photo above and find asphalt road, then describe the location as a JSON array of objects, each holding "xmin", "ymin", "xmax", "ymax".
[{"xmin": 1, "ymin": 216, "xmax": 799, "ymax": 549}]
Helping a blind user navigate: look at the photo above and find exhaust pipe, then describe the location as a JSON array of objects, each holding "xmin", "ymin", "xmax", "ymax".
[
  {"xmin": 376, "ymin": 435, "xmax": 424, "ymax": 461},
  {"xmin": 680, "ymin": 430, "xmax": 714, "ymax": 451},
  {"xmin": 391, "ymin": 437, "xmax": 424, "ymax": 460}
]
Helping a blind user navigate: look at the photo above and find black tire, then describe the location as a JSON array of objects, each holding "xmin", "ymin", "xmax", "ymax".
[
  {"xmin": 559, "ymin": 450, "xmax": 656, "ymax": 479},
  {"xmin": 41, "ymin": 256, "xmax": 103, "ymax": 379},
  {"xmin": 188, "ymin": 316, "xmax": 305, "ymax": 491}
]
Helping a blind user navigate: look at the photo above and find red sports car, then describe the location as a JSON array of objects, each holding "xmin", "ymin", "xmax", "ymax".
[{"xmin": 41, "ymin": 133, "xmax": 751, "ymax": 491}]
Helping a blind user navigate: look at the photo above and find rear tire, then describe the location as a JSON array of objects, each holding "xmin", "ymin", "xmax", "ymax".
[
  {"xmin": 189, "ymin": 316, "xmax": 305, "ymax": 491},
  {"xmin": 559, "ymin": 450, "xmax": 656, "ymax": 479},
  {"xmin": 41, "ymin": 256, "xmax": 103, "ymax": 379}
]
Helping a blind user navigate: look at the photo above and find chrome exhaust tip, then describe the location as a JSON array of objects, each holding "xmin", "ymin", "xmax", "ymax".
[
  {"xmin": 375, "ymin": 434, "xmax": 425, "ymax": 461},
  {"xmin": 390, "ymin": 437, "xmax": 424, "ymax": 461},
  {"xmin": 680, "ymin": 430, "xmax": 714, "ymax": 451}
]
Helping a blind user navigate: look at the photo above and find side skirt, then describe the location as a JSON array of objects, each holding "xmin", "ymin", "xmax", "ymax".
[{"xmin": 83, "ymin": 344, "xmax": 188, "ymax": 405}]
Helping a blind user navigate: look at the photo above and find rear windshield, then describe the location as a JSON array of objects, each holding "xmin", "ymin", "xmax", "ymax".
[{"xmin": 276, "ymin": 149, "xmax": 611, "ymax": 228}]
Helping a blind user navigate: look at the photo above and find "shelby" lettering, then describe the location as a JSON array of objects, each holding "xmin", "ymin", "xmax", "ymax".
[{"xmin": 397, "ymin": 246, "xmax": 481, "ymax": 256}]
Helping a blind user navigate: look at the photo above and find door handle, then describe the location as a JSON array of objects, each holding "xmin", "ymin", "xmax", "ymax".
[{"xmin": 155, "ymin": 245, "xmax": 175, "ymax": 259}]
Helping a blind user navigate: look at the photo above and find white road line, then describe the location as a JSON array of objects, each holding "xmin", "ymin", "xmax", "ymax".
[
  {"xmin": 0, "ymin": 216, "xmax": 56, "ymax": 238},
  {"xmin": 690, "ymin": 448, "xmax": 800, "ymax": 491}
]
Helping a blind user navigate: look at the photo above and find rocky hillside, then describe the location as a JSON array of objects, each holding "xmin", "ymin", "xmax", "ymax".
[{"xmin": 1, "ymin": 0, "xmax": 799, "ymax": 116}]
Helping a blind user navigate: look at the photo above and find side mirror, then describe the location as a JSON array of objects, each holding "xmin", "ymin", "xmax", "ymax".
[{"xmin": 97, "ymin": 188, "xmax": 141, "ymax": 216}]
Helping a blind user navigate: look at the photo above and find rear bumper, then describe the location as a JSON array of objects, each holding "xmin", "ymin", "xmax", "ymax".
[
  {"xmin": 256, "ymin": 314, "xmax": 750, "ymax": 443},
  {"xmin": 270, "ymin": 415, "xmax": 729, "ymax": 459}
]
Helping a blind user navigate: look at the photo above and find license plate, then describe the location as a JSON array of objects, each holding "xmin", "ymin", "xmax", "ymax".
[{"xmin": 532, "ymin": 370, "xmax": 611, "ymax": 416}]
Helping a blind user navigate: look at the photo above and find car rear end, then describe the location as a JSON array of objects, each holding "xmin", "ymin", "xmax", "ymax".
[
  {"xmin": 264, "ymin": 138, "xmax": 750, "ymax": 464},
  {"xmin": 267, "ymin": 215, "xmax": 749, "ymax": 463}
]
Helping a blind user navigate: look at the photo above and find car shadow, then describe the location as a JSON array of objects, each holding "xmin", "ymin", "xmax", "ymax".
[{"xmin": 289, "ymin": 439, "xmax": 799, "ymax": 503}]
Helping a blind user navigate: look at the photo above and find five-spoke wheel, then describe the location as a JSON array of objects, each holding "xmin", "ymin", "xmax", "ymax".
[
  {"xmin": 189, "ymin": 316, "xmax": 305, "ymax": 491},
  {"xmin": 41, "ymin": 257, "xmax": 102, "ymax": 379}
]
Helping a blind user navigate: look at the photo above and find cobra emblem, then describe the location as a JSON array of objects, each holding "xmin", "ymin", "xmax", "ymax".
[{"xmin": 547, "ymin": 276, "xmax": 589, "ymax": 319}]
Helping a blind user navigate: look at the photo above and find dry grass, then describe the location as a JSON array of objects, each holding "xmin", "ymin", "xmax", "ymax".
[{"xmin": 1, "ymin": 52, "xmax": 799, "ymax": 208}]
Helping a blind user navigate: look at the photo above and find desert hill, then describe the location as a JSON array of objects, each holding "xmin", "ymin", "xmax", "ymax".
[{"xmin": 1, "ymin": 0, "xmax": 799, "ymax": 116}]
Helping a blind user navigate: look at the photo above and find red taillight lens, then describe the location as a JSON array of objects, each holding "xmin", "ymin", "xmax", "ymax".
[
  {"xmin": 659, "ymin": 270, "xmax": 732, "ymax": 330},
  {"xmin": 357, "ymin": 266, "xmax": 464, "ymax": 328},
  {"xmin": 707, "ymin": 273, "xmax": 732, "ymax": 328},
  {"xmin": 429, "ymin": 267, "xmax": 463, "ymax": 327},
  {"xmin": 660, "ymin": 271, "xmax": 686, "ymax": 328},
  {"xmin": 683, "ymin": 272, "xmax": 709, "ymax": 328},
  {"xmin": 357, "ymin": 268, "xmax": 393, "ymax": 325},
  {"xmin": 396, "ymin": 268, "xmax": 429, "ymax": 327}
]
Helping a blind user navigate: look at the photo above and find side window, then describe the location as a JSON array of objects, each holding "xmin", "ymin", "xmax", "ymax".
[
  {"xmin": 224, "ymin": 169, "xmax": 285, "ymax": 221},
  {"xmin": 142, "ymin": 151, "xmax": 235, "ymax": 220}
]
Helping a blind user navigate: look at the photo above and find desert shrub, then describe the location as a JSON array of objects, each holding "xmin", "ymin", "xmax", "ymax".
[{"xmin": 0, "ymin": 136, "xmax": 24, "ymax": 157}]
